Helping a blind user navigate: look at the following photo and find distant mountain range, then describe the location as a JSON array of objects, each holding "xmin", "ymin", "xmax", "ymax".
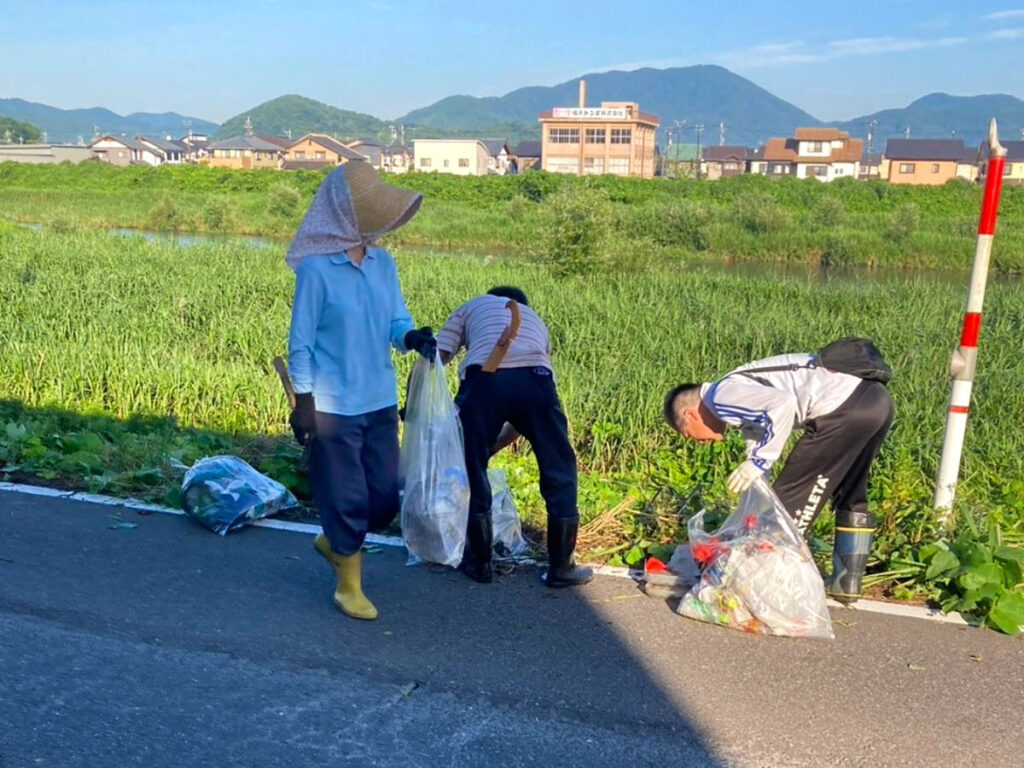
[
  {"xmin": 4, "ymin": 66, "xmax": 1023, "ymax": 149},
  {"xmin": 214, "ymin": 95, "xmax": 543, "ymax": 146},
  {"xmin": 0, "ymin": 98, "xmax": 218, "ymax": 144},
  {"xmin": 398, "ymin": 66, "xmax": 1024, "ymax": 147},
  {"xmin": 398, "ymin": 65, "xmax": 819, "ymax": 147},
  {"xmin": 833, "ymin": 93, "xmax": 1024, "ymax": 148},
  {"xmin": 213, "ymin": 95, "xmax": 386, "ymax": 141}
]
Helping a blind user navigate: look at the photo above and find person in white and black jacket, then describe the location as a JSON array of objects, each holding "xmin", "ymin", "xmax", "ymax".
[{"xmin": 663, "ymin": 340, "xmax": 894, "ymax": 602}]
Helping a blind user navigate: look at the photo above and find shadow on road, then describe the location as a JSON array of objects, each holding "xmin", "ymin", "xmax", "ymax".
[{"xmin": 0, "ymin": 401, "xmax": 727, "ymax": 765}]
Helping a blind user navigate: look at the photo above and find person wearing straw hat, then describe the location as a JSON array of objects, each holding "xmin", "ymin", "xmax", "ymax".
[{"xmin": 287, "ymin": 161, "xmax": 436, "ymax": 621}]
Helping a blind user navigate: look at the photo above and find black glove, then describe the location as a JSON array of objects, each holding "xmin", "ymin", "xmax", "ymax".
[
  {"xmin": 289, "ymin": 393, "xmax": 317, "ymax": 446},
  {"xmin": 404, "ymin": 326, "xmax": 437, "ymax": 360}
]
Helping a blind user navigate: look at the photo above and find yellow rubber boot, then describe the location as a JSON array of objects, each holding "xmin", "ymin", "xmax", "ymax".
[
  {"xmin": 314, "ymin": 532, "xmax": 338, "ymax": 567},
  {"xmin": 313, "ymin": 533, "xmax": 378, "ymax": 620},
  {"xmin": 333, "ymin": 551, "xmax": 378, "ymax": 621}
]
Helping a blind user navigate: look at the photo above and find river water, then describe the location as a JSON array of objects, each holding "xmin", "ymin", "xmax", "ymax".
[{"xmin": 15, "ymin": 221, "xmax": 1008, "ymax": 287}]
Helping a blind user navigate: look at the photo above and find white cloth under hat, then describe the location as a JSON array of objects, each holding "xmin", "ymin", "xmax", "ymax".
[{"xmin": 286, "ymin": 162, "xmax": 422, "ymax": 271}]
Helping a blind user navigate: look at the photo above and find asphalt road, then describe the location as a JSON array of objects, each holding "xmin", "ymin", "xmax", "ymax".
[{"xmin": 1, "ymin": 491, "xmax": 1021, "ymax": 767}]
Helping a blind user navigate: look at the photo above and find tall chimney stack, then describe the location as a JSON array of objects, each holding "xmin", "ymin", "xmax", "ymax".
[{"xmin": 579, "ymin": 79, "xmax": 587, "ymax": 108}]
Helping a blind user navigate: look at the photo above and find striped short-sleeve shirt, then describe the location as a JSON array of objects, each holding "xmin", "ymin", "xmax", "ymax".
[{"xmin": 436, "ymin": 295, "xmax": 553, "ymax": 378}]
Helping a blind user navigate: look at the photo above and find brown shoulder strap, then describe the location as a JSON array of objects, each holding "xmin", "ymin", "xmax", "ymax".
[{"xmin": 481, "ymin": 301, "xmax": 522, "ymax": 373}]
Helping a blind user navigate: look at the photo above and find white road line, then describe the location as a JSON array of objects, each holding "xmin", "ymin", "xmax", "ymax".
[{"xmin": 0, "ymin": 482, "xmax": 973, "ymax": 627}]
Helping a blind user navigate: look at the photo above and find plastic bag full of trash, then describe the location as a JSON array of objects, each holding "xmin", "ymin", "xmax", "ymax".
[
  {"xmin": 677, "ymin": 477, "xmax": 834, "ymax": 639},
  {"xmin": 400, "ymin": 353, "xmax": 470, "ymax": 567},
  {"xmin": 488, "ymin": 468, "xmax": 528, "ymax": 558},
  {"xmin": 181, "ymin": 455, "xmax": 300, "ymax": 536}
]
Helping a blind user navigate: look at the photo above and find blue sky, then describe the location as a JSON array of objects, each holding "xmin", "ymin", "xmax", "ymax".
[{"xmin": 2, "ymin": 0, "xmax": 1022, "ymax": 123}]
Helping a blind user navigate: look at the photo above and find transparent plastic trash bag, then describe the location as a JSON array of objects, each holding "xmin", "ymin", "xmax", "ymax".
[
  {"xmin": 677, "ymin": 477, "xmax": 834, "ymax": 639},
  {"xmin": 400, "ymin": 354, "xmax": 470, "ymax": 567},
  {"xmin": 488, "ymin": 468, "xmax": 528, "ymax": 558},
  {"xmin": 181, "ymin": 455, "xmax": 300, "ymax": 536}
]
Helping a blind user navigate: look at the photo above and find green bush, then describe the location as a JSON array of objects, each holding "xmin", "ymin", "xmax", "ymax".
[
  {"xmin": 644, "ymin": 200, "xmax": 711, "ymax": 250},
  {"xmin": 146, "ymin": 195, "xmax": 185, "ymax": 231},
  {"xmin": 812, "ymin": 196, "xmax": 846, "ymax": 229},
  {"xmin": 201, "ymin": 197, "xmax": 239, "ymax": 232},
  {"xmin": 888, "ymin": 203, "xmax": 921, "ymax": 241},
  {"xmin": 266, "ymin": 182, "xmax": 302, "ymax": 220},
  {"xmin": 505, "ymin": 195, "xmax": 533, "ymax": 223},
  {"xmin": 733, "ymin": 192, "xmax": 791, "ymax": 235},
  {"xmin": 535, "ymin": 186, "xmax": 613, "ymax": 276}
]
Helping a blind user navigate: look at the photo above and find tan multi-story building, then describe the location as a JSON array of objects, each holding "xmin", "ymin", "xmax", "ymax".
[{"xmin": 538, "ymin": 81, "xmax": 658, "ymax": 178}]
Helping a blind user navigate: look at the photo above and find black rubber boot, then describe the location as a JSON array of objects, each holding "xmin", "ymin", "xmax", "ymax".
[
  {"xmin": 459, "ymin": 513, "xmax": 493, "ymax": 584},
  {"xmin": 543, "ymin": 518, "xmax": 593, "ymax": 588},
  {"xmin": 826, "ymin": 510, "xmax": 874, "ymax": 605}
]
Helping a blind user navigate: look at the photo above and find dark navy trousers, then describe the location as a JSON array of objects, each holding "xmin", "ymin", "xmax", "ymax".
[
  {"xmin": 455, "ymin": 366, "xmax": 578, "ymax": 527},
  {"xmin": 309, "ymin": 406, "xmax": 400, "ymax": 556}
]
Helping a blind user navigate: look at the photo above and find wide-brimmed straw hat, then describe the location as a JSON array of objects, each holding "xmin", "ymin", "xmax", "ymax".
[{"xmin": 344, "ymin": 160, "xmax": 422, "ymax": 238}]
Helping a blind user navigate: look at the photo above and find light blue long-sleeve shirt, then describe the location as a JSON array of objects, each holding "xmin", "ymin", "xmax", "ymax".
[{"xmin": 288, "ymin": 246, "xmax": 415, "ymax": 416}]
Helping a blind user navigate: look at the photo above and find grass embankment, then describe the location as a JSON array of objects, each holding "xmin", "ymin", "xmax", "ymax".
[
  {"xmin": 2, "ymin": 221, "xmax": 1023, "ymax": 628},
  {"xmin": 2, "ymin": 161, "xmax": 1024, "ymax": 270}
]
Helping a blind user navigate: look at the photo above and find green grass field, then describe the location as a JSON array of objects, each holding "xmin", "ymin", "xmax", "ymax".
[
  {"xmin": 3, "ymin": 221, "xmax": 1023, "ymax": 550},
  {"xmin": 3, "ymin": 161, "xmax": 1024, "ymax": 270}
]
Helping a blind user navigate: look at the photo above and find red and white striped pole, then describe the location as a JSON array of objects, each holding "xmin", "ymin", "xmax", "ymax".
[{"xmin": 934, "ymin": 119, "xmax": 1008, "ymax": 522}]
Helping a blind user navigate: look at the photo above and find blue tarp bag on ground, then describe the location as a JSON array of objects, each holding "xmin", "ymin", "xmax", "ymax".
[{"xmin": 181, "ymin": 455, "xmax": 300, "ymax": 535}]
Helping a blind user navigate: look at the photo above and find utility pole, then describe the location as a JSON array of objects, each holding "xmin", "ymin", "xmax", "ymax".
[
  {"xmin": 694, "ymin": 124, "xmax": 704, "ymax": 180},
  {"xmin": 673, "ymin": 120, "xmax": 686, "ymax": 178}
]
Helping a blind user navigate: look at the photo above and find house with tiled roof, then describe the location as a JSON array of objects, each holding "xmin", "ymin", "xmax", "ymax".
[
  {"xmin": 90, "ymin": 135, "xmax": 141, "ymax": 166},
  {"xmin": 858, "ymin": 152, "xmax": 883, "ymax": 180},
  {"xmin": 757, "ymin": 127, "xmax": 862, "ymax": 182},
  {"xmin": 285, "ymin": 133, "xmax": 367, "ymax": 170},
  {"xmin": 480, "ymin": 139, "xmax": 511, "ymax": 174},
  {"xmin": 206, "ymin": 135, "xmax": 285, "ymax": 170},
  {"xmin": 882, "ymin": 139, "xmax": 976, "ymax": 185},
  {"xmin": 381, "ymin": 145, "xmax": 411, "ymax": 174},
  {"xmin": 178, "ymin": 134, "xmax": 209, "ymax": 163},
  {"xmin": 512, "ymin": 140, "xmax": 542, "ymax": 171},
  {"xmin": 139, "ymin": 136, "xmax": 186, "ymax": 164},
  {"xmin": 702, "ymin": 146, "xmax": 749, "ymax": 180},
  {"xmin": 979, "ymin": 140, "xmax": 1024, "ymax": 186}
]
